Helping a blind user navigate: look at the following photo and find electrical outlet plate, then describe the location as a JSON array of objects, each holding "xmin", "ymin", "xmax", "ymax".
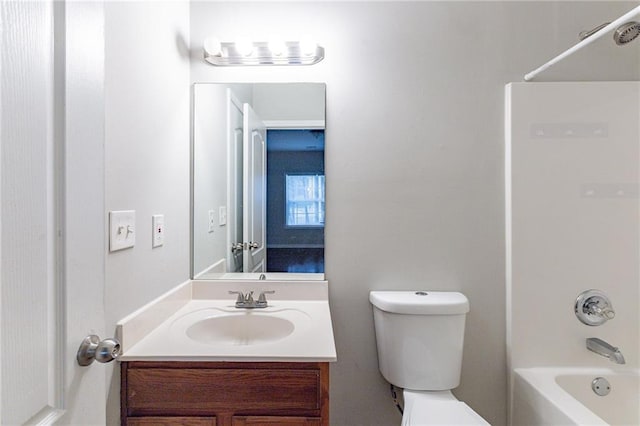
[
  {"xmin": 152, "ymin": 214, "xmax": 164, "ymax": 248},
  {"xmin": 109, "ymin": 210, "xmax": 135, "ymax": 252},
  {"xmin": 208, "ymin": 210, "xmax": 216, "ymax": 233}
]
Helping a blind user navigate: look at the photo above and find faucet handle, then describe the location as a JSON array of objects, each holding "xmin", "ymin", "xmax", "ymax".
[
  {"xmin": 228, "ymin": 290, "xmax": 244, "ymax": 304},
  {"xmin": 587, "ymin": 302, "xmax": 615, "ymax": 320},
  {"xmin": 258, "ymin": 290, "xmax": 275, "ymax": 303},
  {"xmin": 575, "ymin": 290, "xmax": 615, "ymax": 326}
]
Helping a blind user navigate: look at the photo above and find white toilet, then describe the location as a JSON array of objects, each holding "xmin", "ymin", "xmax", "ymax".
[{"xmin": 370, "ymin": 291, "xmax": 489, "ymax": 426}]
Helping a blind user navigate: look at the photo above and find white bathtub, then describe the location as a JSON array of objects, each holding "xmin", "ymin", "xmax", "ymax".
[{"xmin": 512, "ymin": 367, "xmax": 639, "ymax": 426}]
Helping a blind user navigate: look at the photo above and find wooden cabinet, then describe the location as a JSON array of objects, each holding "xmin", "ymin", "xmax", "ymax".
[
  {"xmin": 127, "ymin": 417, "xmax": 216, "ymax": 426},
  {"xmin": 231, "ymin": 417, "xmax": 321, "ymax": 425},
  {"xmin": 121, "ymin": 362, "xmax": 329, "ymax": 426}
]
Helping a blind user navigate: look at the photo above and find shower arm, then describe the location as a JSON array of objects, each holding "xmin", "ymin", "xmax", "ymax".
[{"xmin": 524, "ymin": 5, "xmax": 640, "ymax": 81}]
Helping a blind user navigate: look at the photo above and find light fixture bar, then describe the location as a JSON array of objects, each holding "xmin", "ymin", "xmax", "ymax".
[{"xmin": 204, "ymin": 40, "xmax": 324, "ymax": 66}]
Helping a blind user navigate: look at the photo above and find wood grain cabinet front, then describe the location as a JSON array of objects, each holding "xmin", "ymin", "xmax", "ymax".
[
  {"xmin": 121, "ymin": 362, "xmax": 329, "ymax": 426},
  {"xmin": 126, "ymin": 417, "xmax": 216, "ymax": 426},
  {"xmin": 232, "ymin": 416, "xmax": 321, "ymax": 425}
]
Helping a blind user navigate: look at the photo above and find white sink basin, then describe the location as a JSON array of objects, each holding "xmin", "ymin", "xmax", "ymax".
[
  {"xmin": 117, "ymin": 280, "xmax": 337, "ymax": 361},
  {"xmin": 186, "ymin": 314, "xmax": 295, "ymax": 345}
]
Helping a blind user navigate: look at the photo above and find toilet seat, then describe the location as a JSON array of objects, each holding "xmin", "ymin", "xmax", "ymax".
[{"xmin": 401, "ymin": 390, "xmax": 490, "ymax": 426}]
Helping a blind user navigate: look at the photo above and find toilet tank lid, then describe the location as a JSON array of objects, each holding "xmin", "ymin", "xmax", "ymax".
[{"xmin": 369, "ymin": 291, "xmax": 469, "ymax": 315}]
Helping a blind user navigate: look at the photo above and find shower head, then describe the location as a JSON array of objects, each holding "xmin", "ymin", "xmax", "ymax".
[
  {"xmin": 578, "ymin": 21, "xmax": 640, "ymax": 45},
  {"xmin": 613, "ymin": 21, "xmax": 640, "ymax": 45}
]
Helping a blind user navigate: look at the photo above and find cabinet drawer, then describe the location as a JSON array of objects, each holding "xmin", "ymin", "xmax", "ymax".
[
  {"xmin": 126, "ymin": 367, "xmax": 321, "ymax": 416},
  {"xmin": 232, "ymin": 416, "xmax": 321, "ymax": 425},
  {"xmin": 127, "ymin": 417, "xmax": 216, "ymax": 426}
]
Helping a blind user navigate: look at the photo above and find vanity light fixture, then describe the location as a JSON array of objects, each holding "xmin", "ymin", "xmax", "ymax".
[{"xmin": 203, "ymin": 36, "xmax": 324, "ymax": 66}]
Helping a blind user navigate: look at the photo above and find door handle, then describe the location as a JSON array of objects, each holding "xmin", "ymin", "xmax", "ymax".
[
  {"xmin": 76, "ymin": 334, "xmax": 121, "ymax": 366},
  {"xmin": 231, "ymin": 242, "xmax": 260, "ymax": 251}
]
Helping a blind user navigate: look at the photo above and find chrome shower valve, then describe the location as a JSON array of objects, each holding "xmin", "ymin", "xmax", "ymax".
[{"xmin": 575, "ymin": 289, "xmax": 616, "ymax": 326}]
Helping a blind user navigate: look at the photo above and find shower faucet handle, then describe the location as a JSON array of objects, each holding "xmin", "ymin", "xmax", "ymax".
[
  {"xmin": 575, "ymin": 289, "xmax": 615, "ymax": 326},
  {"xmin": 586, "ymin": 301, "xmax": 615, "ymax": 320}
]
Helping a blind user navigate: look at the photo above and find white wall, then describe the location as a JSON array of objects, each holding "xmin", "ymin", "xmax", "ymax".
[
  {"xmin": 506, "ymin": 82, "xmax": 640, "ymax": 367},
  {"xmin": 252, "ymin": 83, "xmax": 325, "ymax": 122},
  {"xmin": 103, "ymin": 2, "xmax": 190, "ymax": 423},
  {"xmin": 193, "ymin": 84, "xmax": 232, "ymax": 276},
  {"xmin": 192, "ymin": 83, "xmax": 252, "ymax": 277},
  {"xmin": 190, "ymin": 2, "xmax": 640, "ymax": 425}
]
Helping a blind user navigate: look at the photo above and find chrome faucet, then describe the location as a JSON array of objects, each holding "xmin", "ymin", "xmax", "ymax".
[
  {"xmin": 575, "ymin": 290, "xmax": 616, "ymax": 326},
  {"xmin": 229, "ymin": 290, "xmax": 275, "ymax": 309},
  {"xmin": 586, "ymin": 337, "xmax": 626, "ymax": 364}
]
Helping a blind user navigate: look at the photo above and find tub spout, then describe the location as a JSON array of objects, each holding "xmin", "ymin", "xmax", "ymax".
[{"xmin": 586, "ymin": 337, "xmax": 626, "ymax": 364}]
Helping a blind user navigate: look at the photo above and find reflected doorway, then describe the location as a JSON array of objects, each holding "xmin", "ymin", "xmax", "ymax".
[{"xmin": 266, "ymin": 129, "xmax": 325, "ymax": 273}]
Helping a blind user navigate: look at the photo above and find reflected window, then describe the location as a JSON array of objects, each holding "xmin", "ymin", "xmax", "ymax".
[{"xmin": 285, "ymin": 174, "xmax": 325, "ymax": 227}]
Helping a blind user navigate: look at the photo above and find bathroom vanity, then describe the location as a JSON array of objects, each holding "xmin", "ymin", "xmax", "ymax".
[
  {"xmin": 121, "ymin": 361, "xmax": 329, "ymax": 425},
  {"xmin": 117, "ymin": 280, "xmax": 336, "ymax": 426}
]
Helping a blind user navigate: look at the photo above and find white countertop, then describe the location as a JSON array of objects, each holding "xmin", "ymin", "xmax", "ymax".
[{"xmin": 117, "ymin": 280, "xmax": 337, "ymax": 362}]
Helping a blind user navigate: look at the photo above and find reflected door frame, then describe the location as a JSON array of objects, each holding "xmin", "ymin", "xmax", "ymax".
[
  {"xmin": 242, "ymin": 103, "xmax": 267, "ymax": 272},
  {"xmin": 226, "ymin": 90, "xmax": 244, "ymax": 272}
]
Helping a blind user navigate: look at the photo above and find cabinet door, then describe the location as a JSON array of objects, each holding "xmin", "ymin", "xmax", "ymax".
[
  {"xmin": 127, "ymin": 417, "xmax": 216, "ymax": 426},
  {"xmin": 126, "ymin": 368, "xmax": 321, "ymax": 416},
  {"xmin": 232, "ymin": 417, "xmax": 320, "ymax": 426}
]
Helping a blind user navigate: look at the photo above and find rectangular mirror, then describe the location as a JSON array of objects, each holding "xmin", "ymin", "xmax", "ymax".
[{"xmin": 192, "ymin": 83, "xmax": 326, "ymax": 280}]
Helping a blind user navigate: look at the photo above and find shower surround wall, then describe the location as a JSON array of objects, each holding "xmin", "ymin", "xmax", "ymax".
[{"xmin": 506, "ymin": 82, "xmax": 640, "ymax": 415}]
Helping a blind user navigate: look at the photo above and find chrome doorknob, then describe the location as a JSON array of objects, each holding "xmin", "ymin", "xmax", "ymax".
[
  {"xmin": 76, "ymin": 334, "xmax": 121, "ymax": 366},
  {"xmin": 248, "ymin": 242, "xmax": 260, "ymax": 249}
]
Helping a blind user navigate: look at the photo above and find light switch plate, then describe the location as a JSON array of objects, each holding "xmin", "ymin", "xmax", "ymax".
[
  {"xmin": 208, "ymin": 210, "xmax": 216, "ymax": 233},
  {"xmin": 109, "ymin": 210, "xmax": 135, "ymax": 252},
  {"xmin": 219, "ymin": 206, "xmax": 227, "ymax": 226},
  {"xmin": 152, "ymin": 214, "xmax": 164, "ymax": 248}
]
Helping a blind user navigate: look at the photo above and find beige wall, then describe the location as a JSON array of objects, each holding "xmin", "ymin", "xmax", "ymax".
[{"xmin": 189, "ymin": 2, "xmax": 640, "ymax": 425}]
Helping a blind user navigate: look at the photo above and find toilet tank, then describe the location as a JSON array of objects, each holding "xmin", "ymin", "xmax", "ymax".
[{"xmin": 369, "ymin": 291, "xmax": 470, "ymax": 391}]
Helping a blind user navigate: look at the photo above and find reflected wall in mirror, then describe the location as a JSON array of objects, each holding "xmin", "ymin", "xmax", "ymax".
[{"xmin": 192, "ymin": 83, "xmax": 326, "ymax": 280}]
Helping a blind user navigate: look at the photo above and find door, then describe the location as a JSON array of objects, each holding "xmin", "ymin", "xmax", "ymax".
[
  {"xmin": 242, "ymin": 104, "xmax": 267, "ymax": 272},
  {"xmin": 1, "ymin": 1, "xmax": 107, "ymax": 424},
  {"xmin": 227, "ymin": 91, "xmax": 244, "ymax": 273}
]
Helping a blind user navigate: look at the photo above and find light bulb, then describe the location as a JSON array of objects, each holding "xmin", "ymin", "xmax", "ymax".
[
  {"xmin": 203, "ymin": 36, "xmax": 221, "ymax": 56},
  {"xmin": 300, "ymin": 38, "xmax": 318, "ymax": 56},
  {"xmin": 236, "ymin": 38, "xmax": 254, "ymax": 57},
  {"xmin": 268, "ymin": 37, "xmax": 286, "ymax": 56}
]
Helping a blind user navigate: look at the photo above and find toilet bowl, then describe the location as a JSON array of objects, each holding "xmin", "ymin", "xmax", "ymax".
[
  {"xmin": 401, "ymin": 390, "xmax": 489, "ymax": 426},
  {"xmin": 369, "ymin": 291, "xmax": 489, "ymax": 425}
]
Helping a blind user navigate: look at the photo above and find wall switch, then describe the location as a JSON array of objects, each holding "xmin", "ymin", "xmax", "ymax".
[
  {"xmin": 219, "ymin": 206, "xmax": 227, "ymax": 226},
  {"xmin": 152, "ymin": 214, "xmax": 164, "ymax": 248},
  {"xmin": 109, "ymin": 210, "xmax": 135, "ymax": 252},
  {"xmin": 208, "ymin": 210, "xmax": 216, "ymax": 233}
]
